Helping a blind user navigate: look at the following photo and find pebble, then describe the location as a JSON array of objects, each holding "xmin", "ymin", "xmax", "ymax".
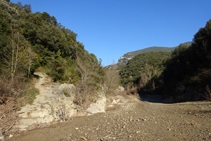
[{"xmin": 9, "ymin": 134, "xmax": 13, "ymax": 138}]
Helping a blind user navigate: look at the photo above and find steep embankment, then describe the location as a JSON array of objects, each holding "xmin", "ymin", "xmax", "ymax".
[{"xmin": 11, "ymin": 95, "xmax": 211, "ymax": 141}]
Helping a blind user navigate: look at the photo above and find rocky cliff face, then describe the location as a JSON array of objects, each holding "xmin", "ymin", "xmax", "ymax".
[{"xmin": 118, "ymin": 55, "xmax": 133, "ymax": 64}]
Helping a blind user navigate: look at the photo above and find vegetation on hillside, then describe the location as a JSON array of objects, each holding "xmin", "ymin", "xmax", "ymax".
[
  {"xmin": 0, "ymin": 0, "xmax": 106, "ymax": 107},
  {"xmin": 119, "ymin": 52, "xmax": 171, "ymax": 92},
  {"xmin": 118, "ymin": 47, "xmax": 175, "ymax": 64},
  {"xmin": 161, "ymin": 19, "xmax": 211, "ymax": 101},
  {"xmin": 117, "ymin": 42, "xmax": 192, "ymax": 72},
  {"xmin": 0, "ymin": 1, "xmax": 116, "ymax": 136},
  {"xmin": 120, "ymin": 19, "xmax": 211, "ymax": 102}
]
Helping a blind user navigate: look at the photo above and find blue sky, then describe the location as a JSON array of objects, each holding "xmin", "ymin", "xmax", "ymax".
[{"xmin": 11, "ymin": 0, "xmax": 211, "ymax": 66}]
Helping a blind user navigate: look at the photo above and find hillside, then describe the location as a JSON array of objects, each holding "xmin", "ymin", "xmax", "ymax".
[
  {"xmin": 119, "ymin": 19, "xmax": 211, "ymax": 102},
  {"xmin": 119, "ymin": 51, "xmax": 171, "ymax": 91},
  {"xmin": 118, "ymin": 42, "xmax": 192, "ymax": 64},
  {"xmin": 0, "ymin": 1, "xmax": 108, "ymax": 139}
]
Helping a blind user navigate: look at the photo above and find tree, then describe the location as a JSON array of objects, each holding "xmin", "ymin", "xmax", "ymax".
[
  {"xmin": 105, "ymin": 61, "xmax": 120, "ymax": 92},
  {"xmin": 22, "ymin": 42, "xmax": 37, "ymax": 78},
  {"xmin": 10, "ymin": 29, "xmax": 20, "ymax": 81}
]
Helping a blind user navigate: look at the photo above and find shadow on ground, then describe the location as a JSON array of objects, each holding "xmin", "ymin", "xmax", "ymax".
[{"xmin": 139, "ymin": 94, "xmax": 174, "ymax": 104}]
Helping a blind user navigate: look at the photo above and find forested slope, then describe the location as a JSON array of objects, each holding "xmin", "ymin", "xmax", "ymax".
[
  {"xmin": 120, "ymin": 19, "xmax": 211, "ymax": 102},
  {"xmin": 0, "ymin": 0, "xmax": 105, "ymax": 105},
  {"xmin": 119, "ymin": 52, "xmax": 171, "ymax": 93},
  {"xmin": 161, "ymin": 19, "xmax": 211, "ymax": 101}
]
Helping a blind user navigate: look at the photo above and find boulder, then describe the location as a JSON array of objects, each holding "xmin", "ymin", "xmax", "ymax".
[{"xmin": 86, "ymin": 96, "xmax": 106, "ymax": 114}]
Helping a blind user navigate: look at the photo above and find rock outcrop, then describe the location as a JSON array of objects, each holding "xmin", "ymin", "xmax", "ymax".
[
  {"xmin": 86, "ymin": 96, "xmax": 106, "ymax": 114},
  {"xmin": 14, "ymin": 72, "xmax": 78, "ymax": 131},
  {"xmin": 13, "ymin": 72, "xmax": 108, "ymax": 132}
]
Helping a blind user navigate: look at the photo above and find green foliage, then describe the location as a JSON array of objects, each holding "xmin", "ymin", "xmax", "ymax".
[
  {"xmin": 120, "ymin": 52, "xmax": 171, "ymax": 89},
  {"xmin": 25, "ymin": 85, "xmax": 39, "ymax": 104},
  {"xmin": 16, "ymin": 84, "xmax": 39, "ymax": 108},
  {"xmin": 161, "ymin": 19, "xmax": 211, "ymax": 101},
  {"xmin": 0, "ymin": 11, "xmax": 10, "ymax": 55},
  {"xmin": 0, "ymin": 0, "xmax": 105, "ymax": 103}
]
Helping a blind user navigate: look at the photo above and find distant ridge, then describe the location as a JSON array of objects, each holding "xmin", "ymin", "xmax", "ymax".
[{"xmin": 118, "ymin": 42, "xmax": 192, "ymax": 64}]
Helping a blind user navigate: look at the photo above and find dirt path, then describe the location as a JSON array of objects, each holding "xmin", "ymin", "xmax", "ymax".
[{"xmin": 10, "ymin": 94, "xmax": 211, "ymax": 141}]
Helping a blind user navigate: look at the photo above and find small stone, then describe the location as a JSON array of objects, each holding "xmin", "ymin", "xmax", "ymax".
[
  {"xmin": 9, "ymin": 134, "xmax": 13, "ymax": 138},
  {"xmin": 136, "ymin": 131, "xmax": 140, "ymax": 134},
  {"xmin": 75, "ymin": 127, "xmax": 78, "ymax": 130},
  {"xmin": 142, "ymin": 119, "xmax": 146, "ymax": 121},
  {"xmin": 0, "ymin": 133, "xmax": 4, "ymax": 140}
]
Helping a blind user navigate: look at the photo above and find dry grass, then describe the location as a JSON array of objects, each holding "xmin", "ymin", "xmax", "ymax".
[
  {"xmin": 0, "ymin": 77, "xmax": 24, "ymax": 139},
  {"xmin": 0, "ymin": 97, "xmax": 18, "ymax": 139},
  {"xmin": 0, "ymin": 77, "xmax": 39, "ymax": 138},
  {"xmin": 73, "ymin": 91, "xmax": 99, "ymax": 110}
]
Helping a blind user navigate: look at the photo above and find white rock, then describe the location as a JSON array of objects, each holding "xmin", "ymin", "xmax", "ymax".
[
  {"xmin": 36, "ymin": 118, "xmax": 48, "ymax": 124},
  {"xmin": 19, "ymin": 113, "xmax": 29, "ymax": 118},
  {"xmin": 86, "ymin": 96, "xmax": 106, "ymax": 114},
  {"xmin": 0, "ymin": 132, "xmax": 4, "ymax": 140},
  {"xmin": 116, "ymin": 86, "xmax": 124, "ymax": 91},
  {"xmin": 19, "ymin": 119, "xmax": 37, "ymax": 126},
  {"xmin": 9, "ymin": 134, "xmax": 13, "ymax": 138},
  {"xmin": 30, "ymin": 110, "xmax": 49, "ymax": 118},
  {"xmin": 44, "ymin": 115, "xmax": 54, "ymax": 122},
  {"xmin": 112, "ymin": 99, "xmax": 117, "ymax": 105},
  {"xmin": 15, "ymin": 73, "xmax": 80, "ymax": 131}
]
